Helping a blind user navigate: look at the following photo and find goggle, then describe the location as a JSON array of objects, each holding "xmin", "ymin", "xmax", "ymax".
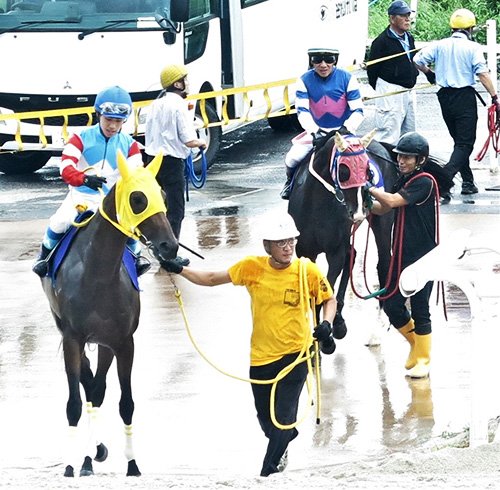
[
  {"xmin": 98, "ymin": 102, "xmax": 131, "ymax": 117},
  {"xmin": 310, "ymin": 55, "xmax": 336, "ymax": 65},
  {"xmin": 273, "ymin": 238, "xmax": 297, "ymax": 249}
]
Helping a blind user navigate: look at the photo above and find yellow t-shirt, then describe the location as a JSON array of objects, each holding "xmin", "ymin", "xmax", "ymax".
[{"xmin": 228, "ymin": 256, "xmax": 333, "ymax": 366}]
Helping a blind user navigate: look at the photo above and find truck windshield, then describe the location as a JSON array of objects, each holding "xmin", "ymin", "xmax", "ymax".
[{"xmin": 0, "ymin": 0, "xmax": 171, "ymax": 30}]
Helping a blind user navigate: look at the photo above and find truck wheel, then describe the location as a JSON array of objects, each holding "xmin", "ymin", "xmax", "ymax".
[
  {"xmin": 193, "ymin": 103, "xmax": 221, "ymax": 173},
  {"xmin": 0, "ymin": 152, "xmax": 53, "ymax": 175},
  {"xmin": 268, "ymin": 113, "xmax": 302, "ymax": 132}
]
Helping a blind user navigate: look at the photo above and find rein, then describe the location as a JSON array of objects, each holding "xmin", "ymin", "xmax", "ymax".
[
  {"xmin": 308, "ymin": 148, "xmax": 345, "ymax": 204},
  {"xmin": 167, "ymin": 258, "xmax": 325, "ymax": 428}
]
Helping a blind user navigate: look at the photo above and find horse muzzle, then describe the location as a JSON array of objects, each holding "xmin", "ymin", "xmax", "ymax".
[{"xmin": 151, "ymin": 241, "xmax": 178, "ymax": 262}]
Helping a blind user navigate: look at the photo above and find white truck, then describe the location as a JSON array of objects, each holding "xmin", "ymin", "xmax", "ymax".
[{"xmin": 0, "ymin": 0, "xmax": 368, "ymax": 174}]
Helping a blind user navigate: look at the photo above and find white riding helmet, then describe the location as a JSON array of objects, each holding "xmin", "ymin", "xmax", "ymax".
[{"xmin": 262, "ymin": 213, "xmax": 300, "ymax": 241}]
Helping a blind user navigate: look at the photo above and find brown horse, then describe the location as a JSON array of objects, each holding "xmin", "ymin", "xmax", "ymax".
[{"xmin": 40, "ymin": 152, "xmax": 178, "ymax": 477}]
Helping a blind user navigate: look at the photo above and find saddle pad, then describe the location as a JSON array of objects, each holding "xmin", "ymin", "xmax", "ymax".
[{"xmin": 49, "ymin": 212, "xmax": 139, "ymax": 291}]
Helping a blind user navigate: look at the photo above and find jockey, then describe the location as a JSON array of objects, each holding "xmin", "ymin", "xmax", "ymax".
[
  {"xmin": 32, "ymin": 85, "xmax": 151, "ymax": 277},
  {"xmin": 280, "ymin": 47, "xmax": 365, "ymax": 199}
]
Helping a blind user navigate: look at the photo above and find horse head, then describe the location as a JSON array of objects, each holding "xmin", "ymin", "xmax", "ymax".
[
  {"xmin": 102, "ymin": 151, "xmax": 178, "ymax": 261},
  {"xmin": 331, "ymin": 129, "xmax": 377, "ymax": 223}
]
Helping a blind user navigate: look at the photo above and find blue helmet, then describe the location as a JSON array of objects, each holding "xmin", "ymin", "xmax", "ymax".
[{"xmin": 94, "ymin": 86, "xmax": 132, "ymax": 119}]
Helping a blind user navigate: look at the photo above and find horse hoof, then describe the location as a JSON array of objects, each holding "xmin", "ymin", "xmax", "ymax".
[
  {"xmin": 64, "ymin": 465, "xmax": 74, "ymax": 477},
  {"xmin": 126, "ymin": 459, "xmax": 141, "ymax": 476},
  {"xmin": 79, "ymin": 456, "xmax": 94, "ymax": 476},
  {"xmin": 94, "ymin": 443, "xmax": 108, "ymax": 462}
]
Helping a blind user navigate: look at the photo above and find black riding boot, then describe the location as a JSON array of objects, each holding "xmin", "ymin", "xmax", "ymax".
[
  {"xmin": 135, "ymin": 255, "xmax": 152, "ymax": 277},
  {"xmin": 280, "ymin": 167, "xmax": 296, "ymax": 200},
  {"xmin": 32, "ymin": 245, "xmax": 51, "ymax": 277}
]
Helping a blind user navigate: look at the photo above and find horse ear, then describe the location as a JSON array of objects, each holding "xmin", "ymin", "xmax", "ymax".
[
  {"xmin": 360, "ymin": 129, "xmax": 377, "ymax": 148},
  {"xmin": 116, "ymin": 150, "xmax": 131, "ymax": 180},
  {"xmin": 334, "ymin": 132, "xmax": 349, "ymax": 152},
  {"xmin": 146, "ymin": 154, "xmax": 163, "ymax": 178}
]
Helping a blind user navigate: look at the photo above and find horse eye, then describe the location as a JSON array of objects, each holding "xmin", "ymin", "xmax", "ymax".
[
  {"xmin": 338, "ymin": 165, "xmax": 351, "ymax": 183},
  {"xmin": 129, "ymin": 191, "xmax": 148, "ymax": 215}
]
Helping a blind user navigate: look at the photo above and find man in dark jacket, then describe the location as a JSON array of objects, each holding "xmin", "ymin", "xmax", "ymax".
[{"xmin": 367, "ymin": 0, "xmax": 424, "ymax": 145}]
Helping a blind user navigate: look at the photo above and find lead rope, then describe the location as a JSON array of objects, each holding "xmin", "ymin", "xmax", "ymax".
[{"xmin": 167, "ymin": 257, "xmax": 323, "ymax": 430}]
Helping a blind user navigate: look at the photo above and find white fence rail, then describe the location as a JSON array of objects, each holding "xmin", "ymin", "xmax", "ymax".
[{"xmin": 399, "ymin": 228, "xmax": 500, "ymax": 448}]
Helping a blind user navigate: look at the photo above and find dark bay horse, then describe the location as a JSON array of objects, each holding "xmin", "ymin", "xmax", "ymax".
[
  {"xmin": 288, "ymin": 131, "xmax": 399, "ymax": 338},
  {"xmin": 40, "ymin": 152, "xmax": 178, "ymax": 477}
]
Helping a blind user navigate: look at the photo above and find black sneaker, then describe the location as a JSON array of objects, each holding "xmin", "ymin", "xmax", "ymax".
[
  {"xmin": 135, "ymin": 256, "xmax": 152, "ymax": 276},
  {"xmin": 461, "ymin": 182, "xmax": 478, "ymax": 195},
  {"xmin": 277, "ymin": 449, "xmax": 288, "ymax": 472},
  {"xmin": 440, "ymin": 192, "xmax": 451, "ymax": 205}
]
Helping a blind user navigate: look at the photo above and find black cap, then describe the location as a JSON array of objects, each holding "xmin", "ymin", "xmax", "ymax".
[{"xmin": 388, "ymin": 0, "xmax": 412, "ymax": 15}]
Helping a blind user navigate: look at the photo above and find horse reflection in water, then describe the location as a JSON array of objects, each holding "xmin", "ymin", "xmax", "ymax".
[
  {"xmin": 288, "ymin": 130, "xmax": 399, "ymax": 339},
  {"xmin": 40, "ymin": 152, "xmax": 178, "ymax": 477}
]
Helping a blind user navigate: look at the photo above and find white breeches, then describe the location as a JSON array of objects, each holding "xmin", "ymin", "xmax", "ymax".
[
  {"xmin": 48, "ymin": 189, "xmax": 102, "ymax": 235},
  {"xmin": 285, "ymin": 132, "xmax": 313, "ymax": 169}
]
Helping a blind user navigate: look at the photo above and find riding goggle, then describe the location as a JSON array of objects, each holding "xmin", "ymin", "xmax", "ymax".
[
  {"xmin": 310, "ymin": 55, "xmax": 336, "ymax": 65},
  {"xmin": 273, "ymin": 238, "xmax": 297, "ymax": 249},
  {"xmin": 98, "ymin": 102, "xmax": 132, "ymax": 118}
]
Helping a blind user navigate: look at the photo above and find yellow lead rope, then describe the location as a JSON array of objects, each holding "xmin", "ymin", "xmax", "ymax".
[{"xmin": 169, "ymin": 257, "xmax": 323, "ymax": 430}]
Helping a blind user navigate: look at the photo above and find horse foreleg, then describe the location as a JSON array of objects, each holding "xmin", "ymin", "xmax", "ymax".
[
  {"xmin": 62, "ymin": 336, "xmax": 84, "ymax": 477},
  {"xmin": 81, "ymin": 346, "xmax": 115, "ymax": 466},
  {"xmin": 326, "ymin": 249, "xmax": 350, "ymax": 340},
  {"xmin": 116, "ymin": 340, "xmax": 141, "ymax": 477},
  {"xmin": 370, "ymin": 213, "xmax": 394, "ymax": 289}
]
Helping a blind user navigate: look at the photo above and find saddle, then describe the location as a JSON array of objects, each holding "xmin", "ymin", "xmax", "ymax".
[{"xmin": 48, "ymin": 211, "xmax": 140, "ymax": 291}]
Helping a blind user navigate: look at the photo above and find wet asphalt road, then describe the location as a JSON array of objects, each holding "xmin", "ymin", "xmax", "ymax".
[{"xmin": 1, "ymin": 83, "xmax": 500, "ymax": 477}]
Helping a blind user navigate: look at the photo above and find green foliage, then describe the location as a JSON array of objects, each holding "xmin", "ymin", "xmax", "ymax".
[{"xmin": 369, "ymin": 0, "xmax": 500, "ymax": 43}]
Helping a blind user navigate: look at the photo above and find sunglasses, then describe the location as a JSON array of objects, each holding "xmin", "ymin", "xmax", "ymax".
[
  {"xmin": 98, "ymin": 102, "xmax": 131, "ymax": 117},
  {"xmin": 310, "ymin": 55, "xmax": 336, "ymax": 65},
  {"xmin": 273, "ymin": 238, "xmax": 297, "ymax": 249}
]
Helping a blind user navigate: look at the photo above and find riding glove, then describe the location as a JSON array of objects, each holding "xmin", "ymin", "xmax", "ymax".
[
  {"xmin": 83, "ymin": 175, "xmax": 107, "ymax": 190},
  {"xmin": 160, "ymin": 259, "xmax": 184, "ymax": 274},
  {"xmin": 337, "ymin": 125, "xmax": 350, "ymax": 136},
  {"xmin": 362, "ymin": 184, "xmax": 374, "ymax": 210},
  {"xmin": 313, "ymin": 320, "xmax": 332, "ymax": 342},
  {"xmin": 425, "ymin": 70, "xmax": 436, "ymax": 85}
]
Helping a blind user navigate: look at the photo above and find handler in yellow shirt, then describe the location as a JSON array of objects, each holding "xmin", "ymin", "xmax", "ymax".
[{"xmin": 160, "ymin": 213, "xmax": 337, "ymax": 477}]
